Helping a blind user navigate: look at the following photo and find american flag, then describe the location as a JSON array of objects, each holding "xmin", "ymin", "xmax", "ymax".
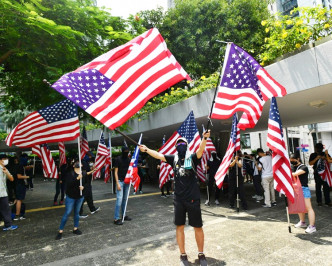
[
  {"xmin": 51, "ymin": 28, "xmax": 190, "ymax": 130},
  {"xmin": 6, "ymin": 99, "xmax": 80, "ymax": 147},
  {"xmin": 58, "ymin": 142, "xmax": 66, "ymax": 167},
  {"xmin": 159, "ymin": 111, "xmax": 201, "ymax": 188},
  {"xmin": 214, "ymin": 114, "xmax": 240, "ymax": 188},
  {"xmin": 317, "ymin": 159, "xmax": 332, "ymax": 187},
  {"xmin": 267, "ymin": 97, "xmax": 294, "ymax": 202},
  {"xmin": 211, "ymin": 43, "xmax": 287, "ymax": 130},
  {"xmin": 104, "ymin": 134, "xmax": 112, "ymax": 183},
  {"xmin": 124, "ymin": 134, "xmax": 142, "ymax": 192},
  {"xmin": 93, "ymin": 131, "xmax": 110, "ymax": 179},
  {"xmin": 80, "ymin": 126, "xmax": 90, "ymax": 160},
  {"xmin": 196, "ymin": 126, "xmax": 217, "ymax": 182},
  {"xmin": 32, "ymin": 144, "xmax": 58, "ymax": 179}
]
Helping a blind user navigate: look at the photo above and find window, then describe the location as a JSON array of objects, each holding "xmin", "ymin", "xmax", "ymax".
[{"xmin": 241, "ymin": 134, "xmax": 251, "ymax": 149}]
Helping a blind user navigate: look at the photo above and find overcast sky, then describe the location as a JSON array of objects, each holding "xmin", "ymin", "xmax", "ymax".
[{"xmin": 97, "ymin": 0, "xmax": 168, "ymax": 18}]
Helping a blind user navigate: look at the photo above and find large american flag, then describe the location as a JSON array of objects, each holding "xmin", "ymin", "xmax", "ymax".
[
  {"xmin": 80, "ymin": 126, "xmax": 90, "ymax": 160},
  {"xmin": 32, "ymin": 144, "xmax": 58, "ymax": 179},
  {"xmin": 317, "ymin": 159, "xmax": 332, "ymax": 187},
  {"xmin": 6, "ymin": 99, "xmax": 79, "ymax": 147},
  {"xmin": 51, "ymin": 28, "xmax": 191, "ymax": 130},
  {"xmin": 196, "ymin": 126, "xmax": 217, "ymax": 182},
  {"xmin": 58, "ymin": 142, "xmax": 66, "ymax": 167},
  {"xmin": 93, "ymin": 131, "xmax": 110, "ymax": 179},
  {"xmin": 267, "ymin": 97, "xmax": 294, "ymax": 202},
  {"xmin": 159, "ymin": 111, "xmax": 201, "ymax": 188},
  {"xmin": 214, "ymin": 114, "xmax": 240, "ymax": 188},
  {"xmin": 211, "ymin": 43, "xmax": 287, "ymax": 130},
  {"xmin": 124, "ymin": 134, "xmax": 142, "ymax": 192}
]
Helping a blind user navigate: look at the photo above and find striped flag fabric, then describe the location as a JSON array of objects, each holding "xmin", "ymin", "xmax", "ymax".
[
  {"xmin": 6, "ymin": 99, "xmax": 80, "ymax": 147},
  {"xmin": 267, "ymin": 97, "xmax": 294, "ymax": 202},
  {"xmin": 158, "ymin": 111, "xmax": 201, "ymax": 188},
  {"xmin": 51, "ymin": 28, "xmax": 191, "ymax": 130},
  {"xmin": 93, "ymin": 131, "xmax": 110, "ymax": 179},
  {"xmin": 80, "ymin": 126, "xmax": 90, "ymax": 160},
  {"xmin": 104, "ymin": 134, "xmax": 112, "ymax": 183},
  {"xmin": 211, "ymin": 42, "xmax": 287, "ymax": 130},
  {"xmin": 58, "ymin": 142, "xmax": 66, "ymax": 167},
  {"xmin": 317, "ymin": 159, "xmax": 332, "ymax": 187},
  {"xmin": 214, "ymin": 114, "xmax": 240, "ymax": 188},
  {"xmin": 196, "ymin": 126, "xmax": 217, "ymax": 182},
  {"xmin": 32, "ymin": 144, "xmax": 58, "ymax": 179},
  {"xmin": 124, "ymin": 134, "xmax": 143, "ymax": 192}
]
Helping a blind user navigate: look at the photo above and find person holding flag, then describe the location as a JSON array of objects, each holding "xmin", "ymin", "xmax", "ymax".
[{"xmin": 139, "ymin": 130, "xmax": 211, "ymax": 266}]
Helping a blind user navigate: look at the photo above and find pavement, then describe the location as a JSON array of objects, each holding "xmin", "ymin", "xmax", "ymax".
[{"xmin": 1, "ymin": 177, "xmax": 332, "ymax": 266}]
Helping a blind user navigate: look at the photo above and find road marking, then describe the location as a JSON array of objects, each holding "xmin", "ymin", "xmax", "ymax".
[{"xmin": 25, "ymin": 192, "xmax": 161, "ymax": 213}]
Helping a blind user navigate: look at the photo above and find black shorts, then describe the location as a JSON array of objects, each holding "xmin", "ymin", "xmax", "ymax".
[
  {"xmin": 15, "ymin": 184, "xmax": 26, "ymax": 200},
  {"xmin": 173, "ymin": 199, "xmax": 203, "ymax": 228}
]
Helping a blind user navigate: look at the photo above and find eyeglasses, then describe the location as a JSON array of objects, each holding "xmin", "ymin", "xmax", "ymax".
[{"xmin": 176, "ymin": 142, "xmax": 187, "ymax": 146}]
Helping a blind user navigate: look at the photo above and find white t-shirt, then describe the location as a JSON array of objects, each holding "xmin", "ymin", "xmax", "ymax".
[{"xmin": 259, "ymin": 156, "xmax": 273, "ymax": 178}]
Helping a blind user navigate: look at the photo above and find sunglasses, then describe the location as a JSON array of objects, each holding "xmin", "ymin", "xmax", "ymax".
[{"xmin": 176, "ymin": 142, "xmax": 187, "ymax": 146}]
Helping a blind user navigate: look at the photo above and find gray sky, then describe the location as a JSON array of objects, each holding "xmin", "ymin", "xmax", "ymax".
[{"xmin": 97, "ymin": 0, "xmax": 168, "ymax": 18}]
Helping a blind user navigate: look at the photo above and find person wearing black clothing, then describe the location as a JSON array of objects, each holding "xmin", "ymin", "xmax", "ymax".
[
  {"xmin": 205, "ymin": 151, "xmax": 221, "ymax": 206},
  {"xmin": 309, "ymin": 143, "xmax": 331, "ymax": 207},
  {"xmin": 20, "ymin": 154, "xmax": 34, "ymax": 191},
  {"xmin": 53, "ymin": 163, "xmax": 67, "ymax": 206},
  {"xmin": 79, "ymin": 154, "xmax": 99, "ymax": 218},
  {"xmin": 139, "ymin": 130, "xmax": 210, "ymax": 266},
  {"xmin": 11, "ymin": 157, "xmax": 29, "ymax": 220},
  {"xmin": 290, "ymin": 154, "xmax": 316, "ymax": 234},
  {"xmin": 56, "ymin": 158, "xmax": 85, "ymax": 240},
  {"xmin": 228, "ymin": 151, "xmax": 248, "ymax": 210},
  {"xmin": 113, "ymin": 146, "xmax": 132, "ymax": 225}
]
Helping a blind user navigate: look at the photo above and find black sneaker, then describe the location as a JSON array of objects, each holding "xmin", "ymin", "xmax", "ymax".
[
  {"xmin": 73, "ymin": 229, "xmax": 82, "ymax": 235},
  {"xmin": 13, "ymin": 215, "xmax": 20, "ymax": 221},
  {"xmin": 161, "ymin": 194, "xmax": 167, "ymax": 198},
  {"xmin": 114, "ymin": 219, "xmax": 123, "ymax": 225},
  {"xmin": 123, "ymin": 216, "xmax": 132, "ymax": 221},
  {"xmin": 198, "ymin": 253, "xmax": 208, "ymax": 266},
  {"xmin": 318, "ymin": 203, "xmax": 323, "ymax": 207},
  {"xmin": 180, "ymin": 254, "xmax": 189, "ymax": 266},
  {"xmin": 79, "ymin": 214, "xmax": 89, "ymax": 219},
  {"xmin": 271, "ymin": 202, "xmax": 277, "ymax": 207},
  {"xmin": 55, "ymin": 232, "xmax": 62, "ymax": 240},
  {"xmin": 91, "ymin": 207, "xmax": 101, "ymax": 214}
]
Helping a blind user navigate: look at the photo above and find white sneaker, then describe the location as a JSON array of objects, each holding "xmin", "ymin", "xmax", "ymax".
[
  {"xmin": 133, "ymin": 192, "xmax": 136, "ymax": 195},
  {"xmin": 294, "ymin": 221, "xmax": 307, "ymax": 228},
  {"xmin": 215, "ymin": 199, "xmax": 220, "ymax": 205},
  {"xmin": 204, "ymin": 200, "xmax": 210, "ymax": 206},
  {"xmin": 252, "ymin": 195, "xmax": 258, "ymax": 199},
  {"xmin": 305, "ymin": 225, "xmax": 317, "ymax": 234},
  {"xmin": 256, "ymin": 196, "xmax": 264, "ymax": 201}
]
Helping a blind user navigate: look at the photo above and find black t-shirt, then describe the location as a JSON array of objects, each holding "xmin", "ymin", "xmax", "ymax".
[
  {"xmin": 65, "ymin": 170, "xmax": 84, "ymax": 199},
  {"xmin": 114, "ymin": 156, "xmax": 131, "ymax": 181},
  {"xmin": 228, "ymin": 160, "xmax": 243, "ymax": 179},
  {"xmin": 165, "ymin": 154, "xmax": 201, "ymax": 202},
  {"xmin": 309, "ymin": 152, "xmax": 320, "ymax": 171},
  {"xmin": 207, "ymin": 158, "xmax": 221, "ymax": 179},
  {"xmin": 293, "ymin": 164, "xmax": 309, "ymax": 187},
  {"xmin": 11, "ymin": 164, "xmax": 25, "ymax": 186}
]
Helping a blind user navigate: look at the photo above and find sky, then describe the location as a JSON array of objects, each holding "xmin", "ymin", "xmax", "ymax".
[{"xmin": 97, "ymin": 0, "xmax": 169, "ymax": 18}]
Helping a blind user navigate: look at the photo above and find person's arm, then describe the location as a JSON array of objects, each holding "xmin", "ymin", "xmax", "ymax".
[
  {"xmin": 292, "ymin": 169, "xmax": 306, "ymax": 177},
  {"xmin": 196, "ymin": 130, "xmax": 211, "ymax": 159},
  {"xmin": 139, "ymin": 145, "xmax": 166, "ymax": 162},
  {"xmin": 309, "ymin": 153, "xmax": 320, "ymax": 166},
  {"xmin": 17, "ymin": 173, "xmax": 29, "ymax": 179},
  {"xmin": 2, "ymin": 167, "xmax": 14, "ymax": 182},
  {"xmin": 114, "ymin": 167, "xmax": 121, "ymax": 191},
  {"xmin": 230, "ymin": 156, "xmax": 242, "ymax": 168}
]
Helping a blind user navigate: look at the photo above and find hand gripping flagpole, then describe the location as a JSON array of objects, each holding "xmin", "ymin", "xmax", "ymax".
[
  {"xmin": 206, "ymin": 41, "xmax": 231, "ymax": 131},
  {"xmin": 77, "ymin": 136, "xmax": 83, "ymax": 196}
]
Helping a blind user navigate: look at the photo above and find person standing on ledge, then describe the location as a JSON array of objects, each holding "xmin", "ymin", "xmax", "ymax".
[{"xmin": 139, "ymin": 130, "xmax": 210, "ymax": 266}]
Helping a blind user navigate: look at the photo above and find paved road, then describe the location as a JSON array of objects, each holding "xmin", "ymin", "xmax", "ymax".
[{"xmin": 1, "ymin": 177, "xmax": 332, "ymax": 265}]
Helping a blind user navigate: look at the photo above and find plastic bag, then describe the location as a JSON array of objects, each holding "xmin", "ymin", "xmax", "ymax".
[{"xmin": 287, "ymin": 176, "xmax": 307, "ymax": 214}]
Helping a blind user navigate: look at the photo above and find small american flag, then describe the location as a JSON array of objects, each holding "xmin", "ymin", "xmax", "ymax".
[
  {"xmin": 159, "ymin": 111, "xmax": 201, "ymax": 188},
  {"xmin": 6, "ymin": 99, "xmax": 79, "ymax": 147},
  {"xmin": 211, "ymin": 43, "xmax": 286, "ymax": 130},
  {"xmin": 317, "ymin": 159, "xmax": 332, "ymax": 187},
  {"xmin": 267, "ymin": 97, "xmax": 294, "ymax": 202},
  {"xmin": 196, "ymin": 126, "xmax": 217, "ymax": 182},
  {"xmin": 214, "ymin": 114, "xmax": 240, "ymax": 188},
  {"xmin": 58, "ymin": 142, "xmax": 66, "ymax": 167},
  {"xmin": 124, "ymin": 134, "xmax": 142, "ymax": 192},
  {"xmin": 80, "ymin": 126, "xmax": 90, "ymax": 160},
  {"xmin": 51, "ymin": 28, "xmax": 190, "ymax": 130},
  {"xmin": 93, "ymin": 131, "xmax": 110, "ymax": 179},
  {"xmin": 32, "ymin": 144, "xmax": 58, "ymax": 179}
]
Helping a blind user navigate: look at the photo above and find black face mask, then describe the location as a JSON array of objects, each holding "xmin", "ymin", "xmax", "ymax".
[
  {"xmin": 291, "ymin": 161, "xmax": 298, "ymax": 166},
  {"xmin": 176, "ymin": 145, "xmax": 187, "ymax": 158}
]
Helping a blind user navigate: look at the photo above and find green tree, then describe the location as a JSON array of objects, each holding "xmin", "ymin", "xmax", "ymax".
[{"xmin": 160, "ymin": 0, "xmax": 271, "ymax": 78}]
